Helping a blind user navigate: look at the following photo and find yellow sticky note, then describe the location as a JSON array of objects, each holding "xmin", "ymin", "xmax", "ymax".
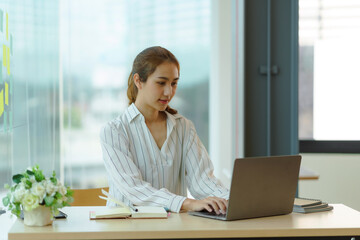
[
  {"xmin": 0, "ymin": 89, "xmax": 4, "ymax": 117},
  {"xmin": 6, "ymin": 46, "xmax": 10, "ymax": 75},
  {"xmin": 3, "ymin": 45, "xmax": 6, "ymax": 67},
  {"xmin": 6, "ymin": 13, "xmax": 8, "ymax": 41},
  {"xmin": 5, "ymin": 82, "xmax": 8, "ymax": 105}
]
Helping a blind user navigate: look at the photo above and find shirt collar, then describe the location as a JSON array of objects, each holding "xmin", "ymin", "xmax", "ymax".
[
  {"xmin": 126, "ymin": 103, "xmax": 142, "ymax": 123},
  {"xmin": 125, "ymin": 103, "xmax": 181, "ymax": 124},
  {"xmin": 165, "ymin": 110, "xmax": 176, "ymax": 128}
]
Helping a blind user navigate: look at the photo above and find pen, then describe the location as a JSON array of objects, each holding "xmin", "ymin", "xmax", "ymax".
[
  {"xmin": 129, "ymin": 203, "xmax": 138, "ymax": 212},
  {"xmin": 99, "ymin": 195, "xmax": 138, "ymax": 212},
  {"xmin": 99, "ymin": 195, "xmax": 128, "ymax": 209}
]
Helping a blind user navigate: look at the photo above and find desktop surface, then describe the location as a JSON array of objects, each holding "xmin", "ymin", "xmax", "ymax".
[{"xmin": 8, "ymin": 204, "xmax": 360, "ymax": 240}]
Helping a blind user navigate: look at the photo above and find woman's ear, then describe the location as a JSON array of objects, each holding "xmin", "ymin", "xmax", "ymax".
[{"xmin": 133, "ymin": 73, "xmax": 142, "ymax": 90}]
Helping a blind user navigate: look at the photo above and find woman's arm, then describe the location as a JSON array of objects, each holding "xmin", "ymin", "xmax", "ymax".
[
  {"xmin": 100, "ymin": 123, "xmax": 186, "ymax": 212},
  {"xmin": 182, "ymin": 120, "xmax": 229, "ymax": 212}
]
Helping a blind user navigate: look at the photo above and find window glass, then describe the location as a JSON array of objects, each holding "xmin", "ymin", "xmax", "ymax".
[
  {"xmin": 0, "ymin": 1, "xmax": 60, "ymax": 192},
  {"xmin": 61, "ymin": 0, "xmax": 211, "ymax": 188},
  {"xmin": 299, "ymin": 0, "xmax": 360, "ymax": 140}
]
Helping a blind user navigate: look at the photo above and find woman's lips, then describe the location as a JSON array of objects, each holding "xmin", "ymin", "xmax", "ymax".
[{"xmin": 159, "ymin": 99, "xmax": 169, "ymax": 104}]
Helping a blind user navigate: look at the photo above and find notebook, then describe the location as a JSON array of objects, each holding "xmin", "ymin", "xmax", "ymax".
[
  {"xmin": 293, "ymin": 197, "xmax": 333, "ymax": 213},
  {"xmin": 294, "ymin": 197, "xmax": 322, "ymax": 207},
  {"xmin": 90, "ymin": 206, "xmax": 168, "ymax": 219},
  {"xmin": 188, "ymin": 155, "xmax": 301, "ymax": 221}
]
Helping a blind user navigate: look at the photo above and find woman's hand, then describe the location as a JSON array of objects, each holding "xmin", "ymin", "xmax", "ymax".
[{"xmin": 181, "ymin": 197, "xmax": 228, "ymax": 214}]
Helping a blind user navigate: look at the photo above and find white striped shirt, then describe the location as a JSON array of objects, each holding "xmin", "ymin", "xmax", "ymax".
[{"xmin": 100, "ymin": 103, "xmax": 229, "ymax": 213}]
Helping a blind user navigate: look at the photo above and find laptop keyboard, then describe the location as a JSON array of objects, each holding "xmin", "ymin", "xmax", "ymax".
[{"xmin": 198, "ymin": 210, "xmax": 226, "ymax": 218}]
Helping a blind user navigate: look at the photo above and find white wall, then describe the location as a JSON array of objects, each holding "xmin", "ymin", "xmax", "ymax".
[
  {"xmin": 210, "ymin": 0, "xmax": 244, "ymax": 188},
  {"xmin": 299, "ymin": 153, "xmax": 360, "ymax": 211},
  {"xmin": 209, "ymin": 0, "xmax": 233, "ymax": 188}
]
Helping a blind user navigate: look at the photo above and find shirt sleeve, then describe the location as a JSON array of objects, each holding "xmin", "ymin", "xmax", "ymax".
[
  {"xmin": 100, "ymin": 123, "xmax": 186, "ymax": 213},
  {"xmin": 183, "ymin": 120, "xmax": 229, "ymax": 200}
]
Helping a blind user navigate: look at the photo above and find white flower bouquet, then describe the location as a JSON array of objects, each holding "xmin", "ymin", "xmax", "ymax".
[{"xmin": 2, "ymin": 165, "xmax": 73, "ymax": 218}]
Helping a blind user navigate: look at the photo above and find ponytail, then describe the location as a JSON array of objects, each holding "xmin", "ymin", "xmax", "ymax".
[
  {"xmin": 127, "ymin": 73, "xmax": 137, "ymax": 105},
  {"xmin": 165, "ymin": 106, "xmax": 178, "ymax": 114}
]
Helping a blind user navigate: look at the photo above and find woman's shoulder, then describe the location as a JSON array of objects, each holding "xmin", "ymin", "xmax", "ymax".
[
  {"xmin": 168, "ymin": 111, "xmax": 185, "ymax": 123},
  {"xmin": 169, "ymin": 112, "xmax": 196, "ymax": 130},
  {"xmin": 100, "ymin": 113, "xmax": 129, "ymax": 138}
]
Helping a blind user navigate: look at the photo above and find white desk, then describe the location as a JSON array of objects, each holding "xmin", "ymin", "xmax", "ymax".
[
  {"xmin": 0, "ymin": 210, "xmax": 16, "ymax": 240},
  {"xmin": 7, "ymin": 204, "xmax": 360, "ymax": 240}
]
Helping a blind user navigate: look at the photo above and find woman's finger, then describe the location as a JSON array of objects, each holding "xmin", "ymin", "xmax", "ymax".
[
  {"xmin": 219, "ymin": 198, "xmax": 228, "ymax": 213},
  {"xmin": 207, "ymin": 199, "xmax": 221, "ymax": 214},
  {"xmin": 203, "ymin": 204, "xmax": 213, "ymax": 212},
  {"xmin": 209, "ymin": 197, "xmax": 227, "ymax": 214}
]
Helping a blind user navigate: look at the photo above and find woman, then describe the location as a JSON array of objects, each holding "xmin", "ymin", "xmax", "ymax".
[{"xmin": 100, "ymin": 46, "xmax": 229, "ymax": 214}]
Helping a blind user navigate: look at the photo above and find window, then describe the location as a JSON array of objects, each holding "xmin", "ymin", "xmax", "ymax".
[
  {"xmin": 0, "ymin": 1, "xmax": 60, "ymax": 193},
  {"xmin": 299, "ymin": 0, "xmax": 360, "ymax": 153},
  {"xmin": 0, "ymin": 0, "xmax": 212, "ymax": 193}
]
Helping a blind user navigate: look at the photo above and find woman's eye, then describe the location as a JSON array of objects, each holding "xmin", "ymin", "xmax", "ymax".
[
  {"xmin": 157, "ymin": 82, "xmax": 165, "ymax": 85},
  {"xmin": 171, "ymin": 82, "xmax": 178, "ymax": 86}
]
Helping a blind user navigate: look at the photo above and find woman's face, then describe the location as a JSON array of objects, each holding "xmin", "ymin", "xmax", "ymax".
[{"xmin": 136, "ymin": 62, "xmax": 179, "ymax": 112}]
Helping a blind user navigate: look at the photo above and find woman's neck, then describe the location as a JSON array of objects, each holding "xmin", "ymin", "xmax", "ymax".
[{"xmin": 134, "ymin": 102, "xmax": 164, "ymax": 123}]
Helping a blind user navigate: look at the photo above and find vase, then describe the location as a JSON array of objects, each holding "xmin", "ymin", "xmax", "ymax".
[{"xmin": 23, "ymin": 205, "xmax": 53, "ymax": 227}]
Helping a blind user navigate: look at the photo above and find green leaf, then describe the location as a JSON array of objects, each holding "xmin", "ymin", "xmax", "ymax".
[
  {"xmin": 32, "ymin": 165, "xmax": 39, "ymax": 172},
  {"xmin": 54, "ymin": 201, "xmax": 62, "ymax": 209},
  {"xmin": 52, "ymin": 208, "xmax": 60, "ymax": 216},
  {"xmin": 12, "ymin": 174, "xmax": 24, "ymax": 184},
  {"xmin": 55, "ymin": 192, "xmax": 62, "ymax": 199},
  {"xmin": 34, "ymin": 170, "xmax": 45, "ymax": 182},
  {"xmin": 14, "ymin": 202, "xmax": 21, "ymax": 212},
  {"xmin": 2, "ymin": 196, "xmax": 10, "ymax": 206},
  {"xmin": 67, "ymin": 196, "xmax": 74, "ymax": 203},
  {"xmin": 25, "ymin": 180, "xmax": 32, "ymax": 189},
  {"xmin": 4, "ymin": 184, "xmax": 10, "ymax": 189},
  {"xmin": 66, "ymin": 189, "xmax": 74, "ymax": 197},
  {"xmin": 26, "ymin": 170, "xmax": 34, "ymax": 175},
  {"xmin": 44, "ymin": 196, "xmax": 54, "ymax": 206},
  {"xmin": 50, "ymin": 177, "xmax": 57, "ymax": 185},
  {"xmin": 52, "ymin": 170, "xmax": 56, "ymax": 178},
  {"xmin": 12, "ymin": 208, "xmax": 21, "ymax": 218}
]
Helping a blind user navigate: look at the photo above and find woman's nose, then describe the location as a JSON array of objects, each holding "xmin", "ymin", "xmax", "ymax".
[{"xmin": 164, "ymin": 84, "xmax": 172, "ymax": 96}]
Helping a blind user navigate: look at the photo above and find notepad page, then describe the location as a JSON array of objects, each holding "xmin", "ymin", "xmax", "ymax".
[
  {"xmin": 94, "ymin": 207, "xmax": 131, "ymax": 218},
  {"xmin": 130, "ymin": 206, "xmax": 167, "ymax": 218}
]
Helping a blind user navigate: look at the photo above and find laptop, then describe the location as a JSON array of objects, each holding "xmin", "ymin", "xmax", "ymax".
[{"xmin": 188, "ymin": 155, "xmax": 301, "ymax": 221}]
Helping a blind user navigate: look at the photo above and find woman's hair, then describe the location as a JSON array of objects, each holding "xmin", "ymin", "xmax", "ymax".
[{"xmin": 127, "ymin": 46, "xmax": 179, "ymax": 114}]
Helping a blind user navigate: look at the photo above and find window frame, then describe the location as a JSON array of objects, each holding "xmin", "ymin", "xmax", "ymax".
[
  {"xmin": 299, "ymin": 140, "xmax": 360, "ymax": 154},
  {"xmin": 298, "ymin": 0, "xmax": 360, "ymax": 154}
]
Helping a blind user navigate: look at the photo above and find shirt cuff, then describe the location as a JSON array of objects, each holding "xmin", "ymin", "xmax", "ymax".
[{"xmin": 167, "ymin": 195, "xmax": 187, "ymax": 213}]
